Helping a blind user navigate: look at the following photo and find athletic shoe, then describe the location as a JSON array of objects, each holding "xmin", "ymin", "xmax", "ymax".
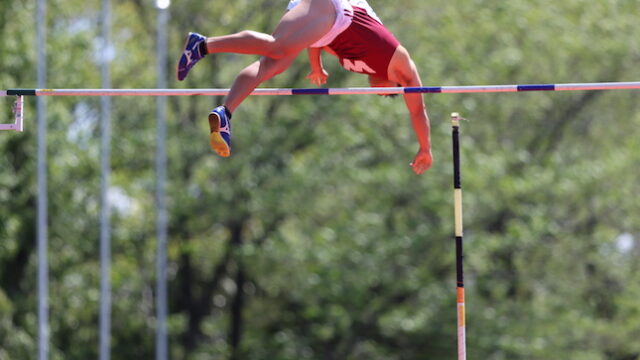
[
  {"xmin": 208, "ymin": 106, "xmax": 232, "ymax": 157},
  {"xmin": 177, "ymin": 32, "xmax": 207, "ymax": 81}
]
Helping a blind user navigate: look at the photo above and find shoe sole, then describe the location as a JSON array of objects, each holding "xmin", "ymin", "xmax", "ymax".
[{"xmin": 208, "ymin": 112, "xmax": 231, "ymax": 157}]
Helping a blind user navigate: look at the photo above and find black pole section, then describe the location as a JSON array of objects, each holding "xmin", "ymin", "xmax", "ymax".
[
  {"xmin": 452, "ymin": 127, "xmax": 461, "ymax": 189},
  {"xmin": 452, "ymin": 121, "xmax": 463, "ymax": 288},
  {"xmin": 7, "ymin": 89, "xmax": 37, "ymax": 96}
]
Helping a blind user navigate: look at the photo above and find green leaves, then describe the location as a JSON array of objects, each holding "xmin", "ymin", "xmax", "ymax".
[{"xmin": 1, "ymin": 0, "xmax": 639, "ymax": 359}]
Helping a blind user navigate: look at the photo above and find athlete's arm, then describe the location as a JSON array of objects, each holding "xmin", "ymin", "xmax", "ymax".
[
  {"xmin": 388, "ymin": 45, "xmax": 433, "ymax": 174},
  {"xmin": 306, "ymin": 47, "xmax": 329, "ymax": 86}
]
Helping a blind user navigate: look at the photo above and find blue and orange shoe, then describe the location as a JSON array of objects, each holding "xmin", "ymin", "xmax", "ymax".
[
  {"xmin": 177, "ymin": 32, "xmax": 207, "ymax": 81},
  {"xmin": 208, "ymin": 106, "xmax": 232, "ymax": 157}
]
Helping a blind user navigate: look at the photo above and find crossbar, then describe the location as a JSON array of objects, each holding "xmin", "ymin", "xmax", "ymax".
[{"xmin": 2, "ymin": 81, "xmax": 640, "ymax": 97}]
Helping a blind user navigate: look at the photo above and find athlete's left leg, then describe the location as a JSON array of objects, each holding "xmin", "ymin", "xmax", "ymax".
[{"xmin": 207, "ymin": 54, "xmax": 297, "ymax": 157}]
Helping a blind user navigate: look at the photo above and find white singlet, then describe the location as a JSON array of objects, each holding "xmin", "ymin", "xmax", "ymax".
[{"xmin": 286, "ymin": 0, "xmax": 354, "ymax": 47}]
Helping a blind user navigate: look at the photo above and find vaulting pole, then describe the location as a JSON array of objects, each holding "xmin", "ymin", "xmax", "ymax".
[
  {"xmin": 451, "ymin": 112, "xmax": 466, "ymax": 360},
  {"xmin": 4, "ymin": 81, "xmax": 640, "ymax": 99}
]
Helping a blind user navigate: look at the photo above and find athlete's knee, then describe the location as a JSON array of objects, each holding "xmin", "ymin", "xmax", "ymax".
[
  {"xmin": 242, "ymin": 30, "xmax": 293, "ymax": 59},
  {"xmin": 236, "ymin": 30, "xmax": 285, "ymax": 58},
  {"xmin": 265, "ymin": 43, "xmax": 292, "ymax": 60},
  {"xmin": 268, "ymin": 62, "xmax": 289, "ymax": 77},
  {"xmin": 264, "ymin": 36, "xmax": 300, "ymax": 59},
  {"xmin": 257, "ymin": 58, "xmax": 292, "ymax": 81}
]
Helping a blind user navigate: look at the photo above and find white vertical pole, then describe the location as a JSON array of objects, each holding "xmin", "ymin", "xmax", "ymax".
[
  {"xmin": 99, "ymin": 0, "xmax": 112, "ymax": 359},
  {"xmin": 36, "ymin": 0, "xmax": 48, "ymax": 359},
  {"xmin": 155, "ymin": 2, "xmax": 169, "ymax": 359}
]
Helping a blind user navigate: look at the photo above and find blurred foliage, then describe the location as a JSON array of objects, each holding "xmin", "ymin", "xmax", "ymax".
[{"xmin": 1, "ymin": 0, "xmax": 640, "ymax": 359}]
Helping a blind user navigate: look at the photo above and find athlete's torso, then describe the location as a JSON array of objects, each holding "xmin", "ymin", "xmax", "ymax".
[{"xmin": 328, "ymin": 1, "xmax": 400, "ymax": 79}]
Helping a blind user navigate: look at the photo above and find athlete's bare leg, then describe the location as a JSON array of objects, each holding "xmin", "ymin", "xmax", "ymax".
[
  {"xmin": 218, "ymin": 0, "xmax": 337, "ymax": 111},
  {"xmin": 206, "ymin": 0, "xmax": 336, "ymax": 59},
  {"xmin": 224, "ymin": 55, "xmax": 297, "ymax": 112},
  {"xmin": 203, "ymin": 0, "xmax": 338, "ymax": 157}
]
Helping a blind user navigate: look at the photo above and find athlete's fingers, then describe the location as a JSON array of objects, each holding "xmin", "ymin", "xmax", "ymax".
[{"xmin": 410, "ymin": 161, "xmax": 427, "ymax": 174}]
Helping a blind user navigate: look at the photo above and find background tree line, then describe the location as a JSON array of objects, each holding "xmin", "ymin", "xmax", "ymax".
[{"xmin": 1, "ymin": 0, "xmax": 639, "ymax": 359}]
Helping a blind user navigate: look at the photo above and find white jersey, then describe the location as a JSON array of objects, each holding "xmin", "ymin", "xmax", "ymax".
[
  {"xmin": 348, "ymin": 0, "xmax": 383, "ymax": 24},
  {"xmin": 286, "ymin": 0, "xmax": 356, "ymax": 48}
]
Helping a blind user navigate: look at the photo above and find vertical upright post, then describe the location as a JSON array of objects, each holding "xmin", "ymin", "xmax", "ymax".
[
  {"xmin": 36, "ymin": 0, "xmax": 49, "ymax": 359},
  {"xmin": 155, "ymin": 2, "xmax": 169, "ymax": 360},
  {"xmin": 99, "ymin": 0, "xmax": 112, "ymax": 359},
  {"xmin": 451, "ymin": 112, "xmax": 467, "ymax": 360},
  {"xmin": 14, "ymin": 96, "xmax": 24, "ymax": 132}
]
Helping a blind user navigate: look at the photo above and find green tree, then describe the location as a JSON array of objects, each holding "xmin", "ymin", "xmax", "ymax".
[{"xmin": 1, "ymin": 0, "xmax": 639, "ymax": 359}]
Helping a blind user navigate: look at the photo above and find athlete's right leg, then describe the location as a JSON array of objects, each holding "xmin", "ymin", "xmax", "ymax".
[
  {"xmin": 224, "ymin": 54, "xmax": 298, "ymax": 112},
  {"xmin": 206, "ymin": 0, "xmax": 336, "ymax": 59},
  {"xmin": 180, "ymin": 0, "xmax": 336, "ymax": 81}
]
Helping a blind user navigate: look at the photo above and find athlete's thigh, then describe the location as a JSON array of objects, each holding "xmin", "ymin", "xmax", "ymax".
[{"xmin": 272, "ymin": 0, "xmax": 336, "ymax": 53}]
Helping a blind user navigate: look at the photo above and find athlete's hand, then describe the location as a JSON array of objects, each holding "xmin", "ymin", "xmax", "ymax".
[
  {"xmin": 306, "ymin": 69, "xmax": 329, "ymax": 86},
  {"xmin": 410, "ymin": 148, "xmax": 433, "ymax": 175}
]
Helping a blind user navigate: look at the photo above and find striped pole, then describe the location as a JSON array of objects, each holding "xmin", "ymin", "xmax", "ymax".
[
  {"xmin": 1, "ymin": 80, "xmax": 640, "ymax": 97},
  {"xmin": 451, "ymin": 112, "xmax": 466, "ymax": 360},
  {"xmin": 2, "ymin": 81, "xmax": 640, "ymax": 131}
]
